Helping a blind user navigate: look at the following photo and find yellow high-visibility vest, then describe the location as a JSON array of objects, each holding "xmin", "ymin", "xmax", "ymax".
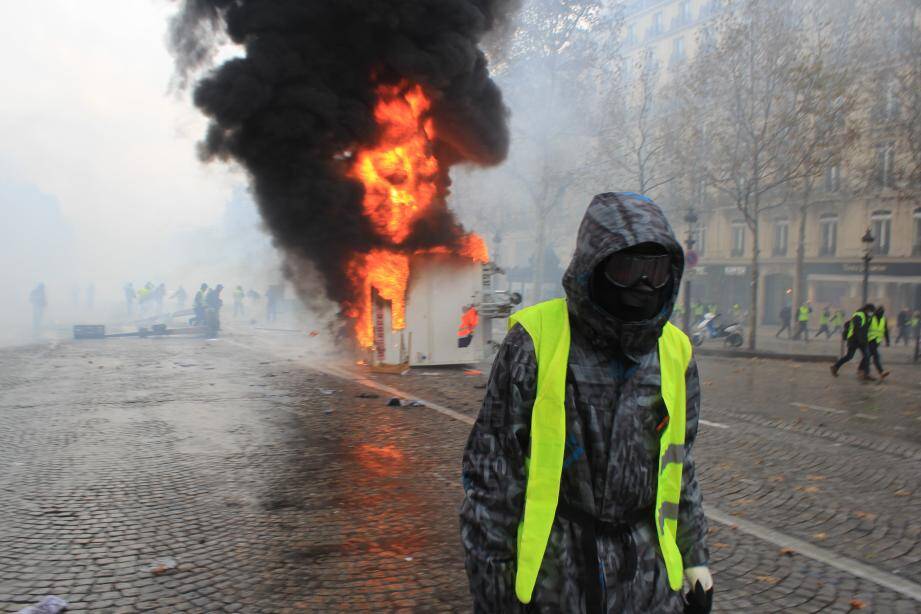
[
  {"xmin": 510, "ymin": 298, "xmax": 691, "ymax": 603},
  {"xmin": 868, "ymin": 315, "xmax": 886, "ymax": 343},
  {"xmin": 847, "ymin": 311, "xmax": 866, "ymax": 340},
  {"xmin": 798, "ymin": 305, "xmax": 810, "ymax": 322}
]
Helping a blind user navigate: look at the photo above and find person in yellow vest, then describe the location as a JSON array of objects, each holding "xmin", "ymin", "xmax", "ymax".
[
  {"xmin": 816, "ymin": 307, "xmax": 832, "ymax": 339},
  {"xmin": 233, "ymin": 285, "xmax": 246, "ymax": 318},
  {"xmin": 691, "ymin": 301, "xmax": 704, "ymax": 325},
  {"xmin": 830, "ymin": 309, "xmax": 845, "ymax": 337},
  {"xmin": 730, "ymin": 303, "xmax": 743, "ymax": 323},
  {"xmin": 863, "ymin": 305, "xmax": 890, "ymax": 380},
  {"xmin": 793, "ymin": 302, "xmax": 812, "ymax": 341},
  {"xmin": 193, "ymin": 283, "xmax": 208, "ymax": 326},
  {"xmin": 831, "ymin": 304, "xmax": 875, "ymax": 380},
  {"xmin": 460, "ymin": 193, "xmax": 711, "ymax": 613}
]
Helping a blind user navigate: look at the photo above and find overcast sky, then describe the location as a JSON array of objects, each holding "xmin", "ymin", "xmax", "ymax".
[{"xmin": 0, "ymin": 0, "xmax": 244, "ymax": 280}]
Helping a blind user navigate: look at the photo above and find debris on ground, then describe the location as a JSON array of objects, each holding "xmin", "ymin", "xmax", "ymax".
[
  {"xmin": 145, "ymin": 557, "xmax": 178, "ymax": 575},
  {"xmin": 16, "ymin": 596, "xmax": 68, "ymax": 614},
  {"xmin": 356, "ymin": 392, "xmax": 380, "ymax": 399},
  {"xmin": 318, "ymin": 389, "xmax": 336, "ymax": 395},
  {"xmin": 386, "ymin": 397, "xmax": 425, "ymax": 408},
  {"xmin": 463, "ymin": 369, "xmax": 483, "ymax": 376}
]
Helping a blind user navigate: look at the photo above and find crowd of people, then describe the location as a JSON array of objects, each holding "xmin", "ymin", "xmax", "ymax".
[
  {"xmin": 27, "ymin": 281, "xmax": 286, "ymax": 339},
  {"xmin": 828, "ymin": 303, "xmax": 911, "ymax": 381},
  {"xmin": 775, "ymin": 302, "xmax": 920, "ymax": 349}
]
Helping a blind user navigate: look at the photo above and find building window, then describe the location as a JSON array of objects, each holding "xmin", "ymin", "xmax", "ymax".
[
  {"xmin": 871, "ymin": 209, "xmax": 892, "ymax": 255},
  {"xmin": 884, "ymin": 79, "xmax": 901, "ymax": 121},
  {"xmin": 679, "ymin": 0, "xmax": 692, "ymax": 22},
  {"xmin": 773, "ymin": 219, "xmax": 789, "ymax": 256},
  {"xmin": 626, "ymin": 23, "xmax": 637, "ymax": 46},
  {"xmin": 672, "ymin": 36, "xmax": 686, "ymax": 64},
  {"xmin": 876, "ymin": 143, "xmax": 895, "ymax": 188},
  {"xmin": 652, "ymin": 11, "xmax": 663, "ymax": 35},
  {"xmin": 914, "ymin": 208, "xmax": 921, "ymax": 256},
  {"xmin": 731, "ymin": 221, "xmax": 746, "ymax": 257},
  {"xmin": 825, "ymin": 163, "xmax": 840, "ymax": 192},
  {"xmin": 819, "ymin": 213, "xmax": 837, "ymax": 256}
]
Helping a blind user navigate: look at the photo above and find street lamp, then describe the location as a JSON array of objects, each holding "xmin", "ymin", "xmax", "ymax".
[
  {"xmin": 861, "ymin": 227, "xmax": 874, "ymax": 305},
  {"xmin": 683, "ymin": 208, "xmax": 699, "ymax": 332}
]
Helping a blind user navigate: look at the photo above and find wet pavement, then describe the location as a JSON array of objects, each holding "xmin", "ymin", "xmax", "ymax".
[{"xmin": 1, "ymin": 330, "xmax": 920, "ymax": 612}]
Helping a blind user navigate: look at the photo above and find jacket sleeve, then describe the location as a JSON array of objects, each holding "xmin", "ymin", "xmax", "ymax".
[
  {"xmin": 459, "ymin": 324, "xmax": 537, "ymax": 613},
  {"xmin": 676, "ymin": 357, "xmax": 710, "ymax": 568}
]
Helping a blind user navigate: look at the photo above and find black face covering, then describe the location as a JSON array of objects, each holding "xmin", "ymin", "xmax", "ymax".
[{"xmin": 592, "ymin": 243, "xmax": 673, "ymax": 322}]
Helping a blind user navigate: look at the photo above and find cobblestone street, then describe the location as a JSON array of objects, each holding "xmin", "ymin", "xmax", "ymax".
[{"xmin": 2, "ymin": 330, "xmax": 921, "ymax": 612}]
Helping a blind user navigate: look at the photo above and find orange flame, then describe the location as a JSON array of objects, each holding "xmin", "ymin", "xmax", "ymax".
[
  {"xmin": 347, "ymin": 250, "xmax": 410, "ymax": 349},
  {"xmin": 349, "ymin": 83, "xmax": 439, "ymax": 245},
  {"xmin": 346, "ymin": 81, "xmax": 488, "ymax": 348}
]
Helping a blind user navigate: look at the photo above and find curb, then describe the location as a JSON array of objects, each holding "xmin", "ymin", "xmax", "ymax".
[
  {"xmin": 696, "ymin": 346, "xmax": 919, "ymax": 365},
  {"xmin": 695, "ymin": 347, "xmax": 833, "ymax": 362}
]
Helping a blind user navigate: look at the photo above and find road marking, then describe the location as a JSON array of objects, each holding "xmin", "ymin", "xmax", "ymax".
[
  {"xmin": 854, "ymin": 413, "xmax": 880, "ymax": 421},
  {"xmin": 232, "ymin": 336, "xmax": 921, "ymax": 602},
  {"xmin": 791, "ymin": 402, "xmax": 847, "ymax": 415},
  {"xmin": 317, "ymin": 364, "xmax": 475, "ymax": 426},
  {"xmin": 699, "ymin": 419, "xmax": 730, "ymax": 429},
  {"xmin": 706, "ymin": 507, "xmax": 921, "ymax": 603}
]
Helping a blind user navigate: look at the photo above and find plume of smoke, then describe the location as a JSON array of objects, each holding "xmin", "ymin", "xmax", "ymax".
[{"xmin": 169, "ymin": 0, "xmax": 516, "ymax": 315}]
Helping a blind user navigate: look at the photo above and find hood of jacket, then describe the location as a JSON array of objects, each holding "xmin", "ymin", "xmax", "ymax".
[{"xmin": 562, "ymin": 192, "xmax": 685, "ymax": 360}]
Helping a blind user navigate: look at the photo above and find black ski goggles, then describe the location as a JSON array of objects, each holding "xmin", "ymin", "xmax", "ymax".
[{"xmin": 602, "ymin": 253, "xmax": 672, "ymax": 289}]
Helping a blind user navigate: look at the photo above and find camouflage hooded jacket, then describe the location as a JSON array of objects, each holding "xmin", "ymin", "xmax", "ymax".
[{"xmin": 460, "ymin": 193, "xmax": 709, "ymax": 613}]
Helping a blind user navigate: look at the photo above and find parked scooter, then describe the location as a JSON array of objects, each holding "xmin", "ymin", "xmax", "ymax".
[{"xmin": 692, "ymin": 313, "xmax": 744, "ymax": 347}]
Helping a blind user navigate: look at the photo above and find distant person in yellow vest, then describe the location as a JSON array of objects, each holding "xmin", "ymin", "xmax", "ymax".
[
  {"xmin": 895, "ymin": 308, "xmax": 911, "ymax": 345},
  {"xmin": 793, "ymin": 302, "xmax": 812, "ymax": 341},
  {"xmin": 460, "ymin": 193, "xmax": 711, "ymax": 613},
  {"xmin": 816, "ymin": 307, "xmax": 832, "ymax": 339},
  {"xmin": 233, "ymin": 285, "xmax": 246, "ymax": 318},
  {"xmin": 691, "ymin": 301, "xmax": 704, "ymax": 325},
  {"xmin": 731, "ymin": 303, "xmax": 743, "ymax": 323},
  {"xmin": 863, "ymin": 305, "xmax": 890, "ymax": 380},
  {"xmin": 193, "ymin": 283, "xmax": 208, "ymax": 326},
  {"xmin": 831, "ymin": 304, "xmax": 875, "ymax": 380},
  {"xmin": 830, "ymin": 309, "xmax": 845, "ymax": 337}
]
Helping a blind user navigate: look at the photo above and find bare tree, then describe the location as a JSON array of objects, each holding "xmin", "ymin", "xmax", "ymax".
[
  {"xmin": 783, "ymin": 0, "xmax": 863, "ymax": 312},
  {"xmin": 597, "ymin": 53, "xmax": 675, "ymax": 198},
  {"xmin": 679, "ymin": 1, "xmax": 831, "ymax": 349},
  {"xmin": 490, "ymin": 0, "xmax": 623, "ymax": 303}
]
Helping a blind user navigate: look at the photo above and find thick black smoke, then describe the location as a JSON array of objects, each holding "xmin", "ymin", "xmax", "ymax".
[{"xmin": 169, "ymin": 0, "xmax": 515, "ymax": 311}]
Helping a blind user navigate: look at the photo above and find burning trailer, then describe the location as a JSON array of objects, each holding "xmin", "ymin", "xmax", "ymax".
[
  {"xmin": 367, "ymin": 256, "xmax": 521, "ymax": 368},
  {"xmin": 170, "ymin": 1, "xmax": 515, "ymax": 360}
]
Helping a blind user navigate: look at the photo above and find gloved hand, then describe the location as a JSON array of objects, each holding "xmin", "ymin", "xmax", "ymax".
[{"xmin": 683, "ymin": 566, "xmax": 713, "ymax": 614}]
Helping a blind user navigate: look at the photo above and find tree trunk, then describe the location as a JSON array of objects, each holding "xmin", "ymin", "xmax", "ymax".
[
  {"xmin": 748, "ymin": 217, "xmax": 760, "ymax": 350},
  {"xmin": 793, "ymin": 203, "xmax": 808, "ymax": 315},
  {"xmin": 532, "ymin": 213, "xmax": 547, "ymax": 305}
]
